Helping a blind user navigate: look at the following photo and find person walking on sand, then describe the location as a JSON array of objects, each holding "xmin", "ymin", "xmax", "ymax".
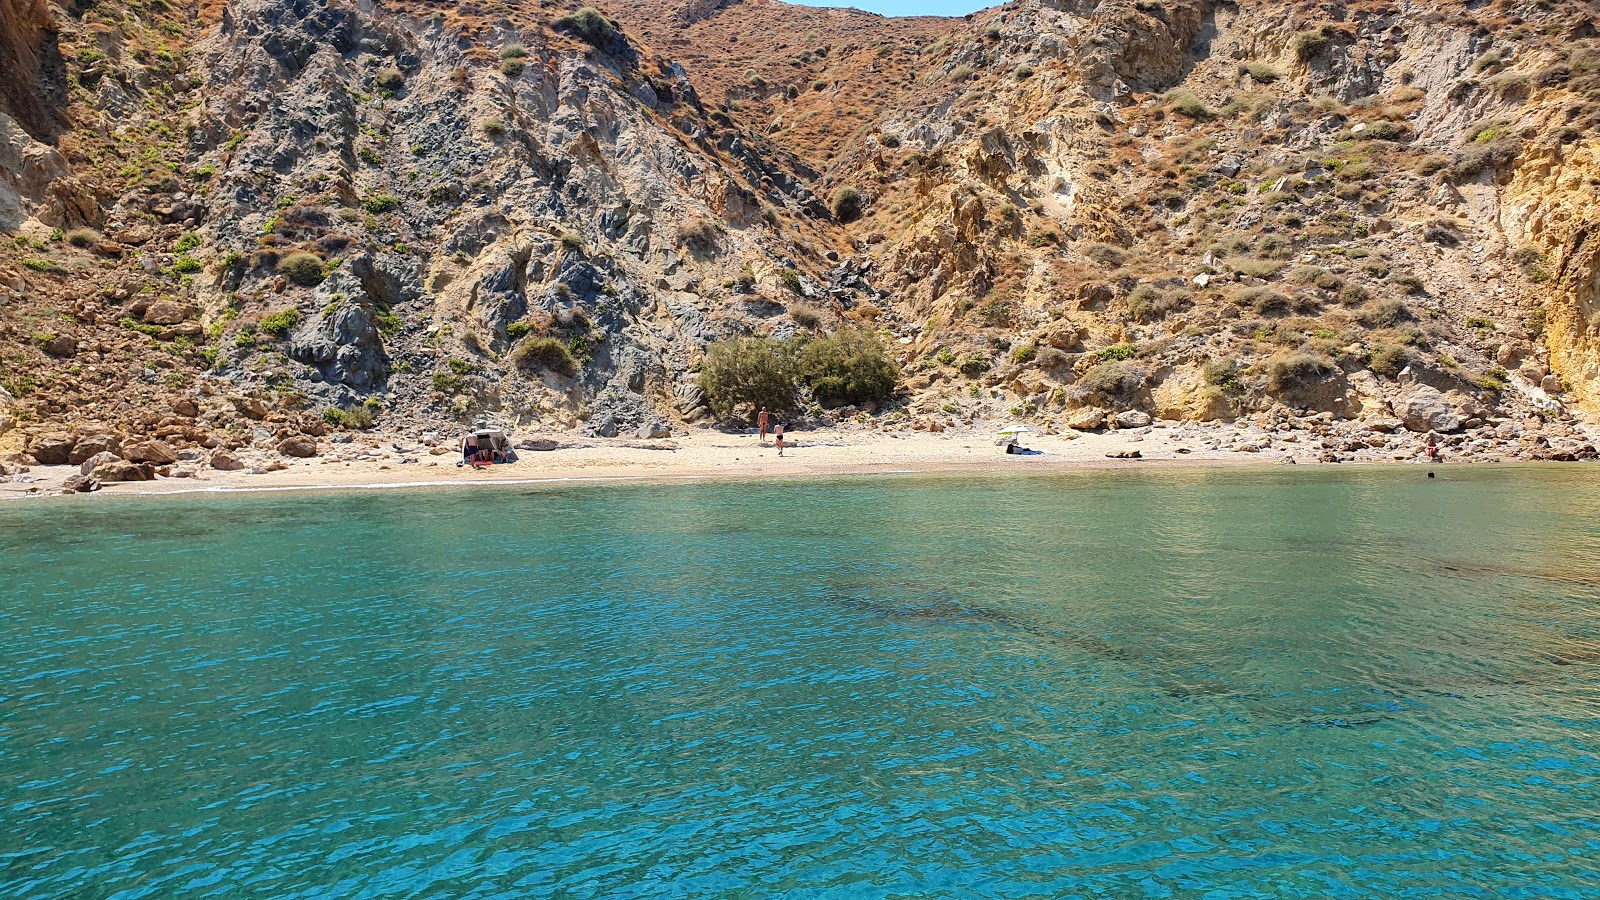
[
  {"xmin": 758, "ymin": 406, "xmax": 770, "ymax": 444},
  {"xmin": 774, "ymin": 423, "xmax": 785, "ymax": 457}
]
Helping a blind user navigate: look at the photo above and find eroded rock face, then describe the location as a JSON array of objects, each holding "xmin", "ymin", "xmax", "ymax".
[
  {"xmin": 288, "ymin": 304, "xmax": 389, "ymax": 391},
  {"xmin": 0, "ymin": 0, "xmax": 63, "ymax": 143}
]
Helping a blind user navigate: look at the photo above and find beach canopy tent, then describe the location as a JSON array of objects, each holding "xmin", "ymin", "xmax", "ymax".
[{"xmin": 461, "ymin": 426, "xmax": 516, "ymax": 464}]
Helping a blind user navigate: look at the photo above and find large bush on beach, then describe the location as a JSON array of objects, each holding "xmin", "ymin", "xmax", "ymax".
[
  {"xmin": 698, "ymin": 336, "xmax": 799, "ymax": 415},
  {"xmin": 798, "ymin": 326, "xmax": 897, "ymax": 407},
  {"xmin": 699, "ymin": 328, "xmax": 901, "ymax": 416}
]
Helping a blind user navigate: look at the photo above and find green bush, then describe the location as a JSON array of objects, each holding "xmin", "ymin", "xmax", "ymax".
[
  {"xmin": 830, "ymin": 185, "xmax": 864, "ymax": 222},
  {"xmin": 322, "ymin": 406, "xmax": 375, "ymax": 429},
  {"xmin": 1527, "ymin": 307, "xmax": 1547, "ymax": 339},
  {"xmin": 1164, "ymin": 89, "xmax": 1212, "ymax": 118},
  {"xmin": 779, "ymin": 268, "xmax": 803, "ymax": 294},
  {"xmin": 798, "ymin": 326, "xmax": 898, "ymax": 407},
  {"xmin": 120, "ymin": 316, "xmax": 164, "ymax": 337},
  {"xmin": 1295, "ymin": 27, "xmax": 1335, "ymax": 61},
  {"xmin": 362, "ymin": 194, "xmax": 401, "ymax": 214},
  {"xmin": 432, "ymin": 358, "xmax": 476, "ymax": 393},
  {"xmin": 170, "ymin": 255, "xmax": 203, "ymax": 274},
  {"xmin": 1097, "ymin": 343, "xmax": 1136, "ymax": 362},
  {"xmin": 1203, "ymin": 359, "xmax": 1241, "ymax": 393},
  {"xmin": 506, "ymin": 321, "xmax": 532, "ymax": 339},
  {"xmin": 375, "ymin": 67, "xmax": 405, "ymax": 90},
  {"xmin": 698, "ymin": 336, "xmax": 799, "ymax": 415},
  {"xmin": 499, "ymin": 43, "xmax": 527, "ymax": 59},
  {"xmin": 65, "ymin": 228, "xmax": 102, "ymax": 248},
  {"xmin": 259, "ymin": 308, "xmax": 301, "ymax": 336},
  {"xmin": 1127, "ymin": 286, "xmax": 1189, "ymax": 323},
  {"xmin": 1078, "ymin": 361, "xmax": 1144, "ymax": 398},
  {"xmin": 956, "ymin": 354, "xmax": 992, "ymax": 377},
  {"xmin": 1011, "ymin": 340, "xmax": 1037, "ymax": 364},
  {"xmin": 1359, "ymin": 299, "xmax": 1414, "ymax": 328},
  {"xmin": 1368, "ymin": 344, "xmax": 1411, "ymax": 378},
  {"xmin": 1267, "ymin": 352, "xmax": 1336, "ymax": 392},
  {"xmin": 512, "ymin": 337, "xmax": 579, "ymax": 377},
  {"xmin": 21, "ymin": 258, "xmax": 65, "ymax": 274},
  {"xmin": 278, "ymin": 251, "xmax": 326, "ymax": 287},
  {"xmin": 174, "ymin": 231, "xmax": 201, "ymax": 253},
  {"xmin": 789, "ymin": 302, "xmax": 822, "ymax": 330},
  {"xmin": 500, "ymin": 58, "xmax": 525, "ymax": 77},
  {"xmin": 1245, "ymin": 62, "xmax": 1279, "ymax": 83},
  {"xmin": 555, "ymin": 6, "xmax": 617, "ymax": 45},
  {"xmin": 1081, "ymin": 242, "xmax": 1125, "ymax": 267}
]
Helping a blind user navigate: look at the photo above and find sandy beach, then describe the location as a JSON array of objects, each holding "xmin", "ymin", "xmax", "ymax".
[{"xmin": 1, "ymin": 421, "xmax": 1452, "ymax": 501}]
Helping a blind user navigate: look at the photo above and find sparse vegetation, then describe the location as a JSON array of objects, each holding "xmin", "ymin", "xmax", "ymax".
[
  {"xmin": 65, "ymin": 228, "xmax": 101, "ymax": 248},
  {"xmin": 361, "ymin": 194, "xmax": 400, "ymax": 214},
  {"xmin": 512, "ymin": 337, "xmax": 579, "ymax": 377},
  {"xmin": 259, "ymin": 309, "xmax": 301, "ymax": 336},
  {"xmin": 375, "ymin": 67, "xmax": 405, "ymax": 90},
  {"xmin": 322, "ymin": 406, "xmax": 375, "ymax": 429},
  {"xmin": 1164, "ymin": 89, "xmax": 1212, "ymax": 118},
  {"xmin": 1245, "ymin": 62, "xmax": 1279, "ymax": 83},
  {"xmin": 278, "ymin": 251, "xmax": 326, "ymax": 287},
  {"xmin": 1267, "ymin": 352, "xmax": 1336, "ymax": 392},
  {"xmin": 789, "ymin": 302, "xmax": 822, "ymax": 330},
  {"xmin": 830, "ymin": 185, "xmax": 864, "ymax": 222},
  {"xmin": 555, "ymin": 6, "xmax": 617, "ymax": 45},
  {"xmin": 1078, "ymin": 360, "xmax": 1144, "ymax": 399}
]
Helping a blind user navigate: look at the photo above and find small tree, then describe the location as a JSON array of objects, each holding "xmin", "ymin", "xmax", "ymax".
[{"xmin": 698, "ymin": 336, "xmax": 798, "ymax": 416}]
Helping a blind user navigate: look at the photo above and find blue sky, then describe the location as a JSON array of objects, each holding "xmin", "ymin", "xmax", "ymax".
[{"xmin": 786, "ymin": 0, "xmax": 994, "ymax": 17}]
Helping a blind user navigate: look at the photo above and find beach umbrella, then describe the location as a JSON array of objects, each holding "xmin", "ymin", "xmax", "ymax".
[{"xmin": 997, "ymin": 425, "xmax": 1033, "ymax": 435}]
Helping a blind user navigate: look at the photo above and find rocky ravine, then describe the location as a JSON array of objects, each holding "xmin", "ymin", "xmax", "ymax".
[{"xmin": 3, "ymin": 0, "xmax": 1600, "ymax": 490}]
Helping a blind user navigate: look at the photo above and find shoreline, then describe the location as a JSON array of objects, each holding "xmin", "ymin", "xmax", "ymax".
[{"xmin": 0, "ymin": 422, "xmax": 1509, "ymax": 502}]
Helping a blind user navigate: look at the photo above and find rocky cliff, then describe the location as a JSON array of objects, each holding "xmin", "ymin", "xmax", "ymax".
[{"xmin": 3, "ymin": 0, "xmax": 1600, "ymax": 473}]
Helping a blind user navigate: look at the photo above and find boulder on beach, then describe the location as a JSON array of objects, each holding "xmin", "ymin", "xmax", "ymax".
[
  {"xmin": 210, "ymin": 450, "xmax": 245, "ymax": 471},
  {"xmin": 79, "ymin": 450, "xmax": 121, "ymax": 476},
  {"xmin": 69, "ymin": 433, "xmax": 122, "ymax": 465},
  {"xmin": 1065, "ymin": 407, "xmax": 1107, "ymax": 431},
  {"xmin": 61, "ymin": 473, "xmax": 99, "ymax": 493},
  {"xmin": 124, "ymin": 439, "xmax": 178, "ymax": 464},
  {"xmin": 29, "ymin": 433, "xmax": 75, "ymax": 465},
  {"xmin": 278, "ymin": 435, "xmax": 318, "ymax": 458},
  {"xmin": 1395, "ymin": 386, "xmax": 1462, "ymax": 433},
  {"xmin": 95, "ymin": 459, "xmax": 154, "ymax": 482}
]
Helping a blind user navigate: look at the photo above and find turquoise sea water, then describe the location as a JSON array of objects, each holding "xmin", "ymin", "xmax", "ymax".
[{"xmin": 2, "ymin": 466, "xmax": 1598, "ymax": 899}]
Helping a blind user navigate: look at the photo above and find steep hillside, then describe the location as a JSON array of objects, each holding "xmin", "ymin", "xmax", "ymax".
[{"xmin": 4, "ymin": 0, "xmax": 1600, "ymax": 478}]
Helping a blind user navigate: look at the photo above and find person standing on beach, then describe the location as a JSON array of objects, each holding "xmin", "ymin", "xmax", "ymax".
[
  {"xmin": 774, "ymin": 423, "xmax": 785, "ymax": 457},
  {"xmin": 758, "ymin": 407, "xmax": 770, "ymax": 444}
]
